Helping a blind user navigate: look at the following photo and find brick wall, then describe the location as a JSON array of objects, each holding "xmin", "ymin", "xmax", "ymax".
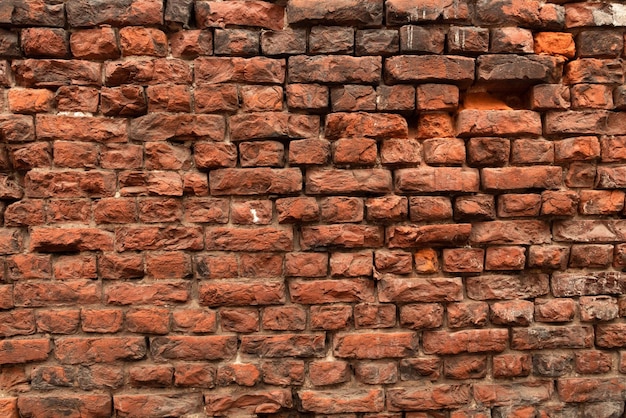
[{"xmin": 1, "ymin": 0, "xmax": 626, "ymax": 416}]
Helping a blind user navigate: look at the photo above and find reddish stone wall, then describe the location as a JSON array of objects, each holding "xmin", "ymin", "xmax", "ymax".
[{"xmin": 1, "ymin": 0, "xmax": 626, "ymax": 416}]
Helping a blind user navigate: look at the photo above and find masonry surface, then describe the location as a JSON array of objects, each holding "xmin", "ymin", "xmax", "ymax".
[{"xmin": 1, "ymin": 0, "xmax": 626, "ymax": 416}]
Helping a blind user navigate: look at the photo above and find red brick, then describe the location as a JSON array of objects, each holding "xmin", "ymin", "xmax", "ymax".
[
  {"xmin": 301, "ymin": 225, "xmax": 383, "ymax": 250},
  {"xmin": 0, "ymin": 114, "xmax": 35, "ymax": 143},
  {"xmin": 239, "ymin": 141, "xmax": 284, "ymax": 167},
  {"xmin": 286, "ymin": 84, "xmax": 328, "ymax": 110},
  {"xmin": 387, "ymin": 385, "xmax": 471, "ymax": 412},
  {"xmin": 300, "ymin": 389, "xmax": 384, "ymax": 414},
  {"xmin": 443, "ymin": 248, "xmax": 484, "ymax": 273},
  {"xmin": 241, "ymin": 334, "xmax": 325, "ymax": 358},
  {"xmin": 9, "ymin": 143, "xmax": 50, "ymax": 171},
  {"xmin": 150, "ymin": 335, "xmax": 236, "ymax": 362},
  {"xmin": 200, "ymin": 280, "xmax": 285, "ymax": 306},
  {"xmin": 334, "ymin": 332, "xmax": 416, "ymax": 359},
  {"xmin": 0, "ymin": 310, "xmax": 35, "ymax": 337},
  {"xmin": 325, "ymin": 112, "xmax": 408, "ymax": 139},
  {"xmin": 219, "ymin": 308, "xmax": 259, "ymax": 333},
  {"xmin": 376, "ymin": 85, "xmax": 415, "ymax": 111},
  {"xmin": 36, "ymin": 309, "xmax": 80, "ymax": 334},
  {"xmin": 423, "ymin": 329, "xmax": 508, "ymax": 355},
  {"xmin": 66, "ymin": 0, "xmax": 162, "ymax": 26},
  {"xmin": 284, "ymin": 252, "xmax": 327, "ymax": 278},
  {"xmin": 290, "ymin": 279, "xmax": 374, "ymax": 304},
  {"xmin": 204, "ymin": 389, "xmax": 292, "ymax": 416},
  {"xmin": 531, "ymin": 84, "xmax": 570, "ymax": 110},
  {"xmin": 18, "ymin": 395, "xmax": 111, "ymax": 418},
  {"xmin": 13, "ymin": 59, "xmax": 101, "ymax": 88},
  {"xmin": 386, "ymin": 55, "xmax": 474, "ymax": 87},
  {"xmin": 379, "ymin": 277, "xmax": 463, "ymax": 303},
  {"xmin": 231, "ymin": 112, "xmax": 318, "ymax": 140},
  {"xmin": 485, "ymin": 246, "xmax": 526, "ymax": 270},
  {"xmin": 396, "ymin": 167, "xmax": 479, "ymax": 193},
  {"xmin": 217, "ymin": 363, "xmax": 261, "ymax": 387},
  {"xmin": 196, "ymin": 0, "xmax": 284, "ymax": 30},
  {"xmin": 354, "ymin": 304, "xmax": 397, "ymax": 329},
  {"xmin": 100, "ymin": 144, "xmax": 143, "ymax": 170},
  {"xmin": 534, "ymin": 298, "xmax": 576, "ymax": 323},
  {"xmin": 210, "ymin": 168, "xmax": 301, "ymax": 196},
  {"xmin": 387, "ymin": 224, "xmax": 471, "ymax": 248},
  {"xmin": 170, "ymin": 30, "xmax": 212, "ymax": 58},
  {"xmin": 263, "ymin": 306, "xmax": 306, "ymax": 331},
  {"xmin": 330, "ymin": 251, "xmax": 372, "ymax": 277},
  {"xmin": 575, "ymin": 350, "xmax": 612, "ymax": 374},
  {"xmin": 310, "ymin": 305, "xmax": 352, "ymax": 330},
  {"xmin": 171, "ymin": 308, "xmax": 216, "ymax": 334},
  {"xmin": 70, "ymin": 27, "xmax": 120, "ymax": 60},
  {"xmin": 99, "ymin": 253, "xmax": 144, "ymax": 280},
  {"xmin": 400, "ymin": 304, "xmax": 444, "ymax": 329},
  {"xmin": 288, "ymin": 0, "xmax": 382, "ymax": 26},
  {"xmin": 105, "ymin": 281, "xmax": 188, "ymax": 306},
  {"xmin": 214, "ymin": 28, "xmax": 259, "ymax": 56},
  {"xmin": 423, "ymin": 138, "xmax": 465, "ymax": 165},
  {"xmin": 261, "ymin": 29, "xmax": 307, "ymax": 55},
  {"xmin": 114, "ymin": 394, "xmax": 201, "ymax": 418},
  {"xmin": 55, "ymin": 337, "xmax": 145, "ymax": 364},
  {"xmin": 470, "ymin": 220, "xmax": 551, "ymax": 245},
  {"xmin": 447, "ymin": 302, "xmax": 489, "ymax": 329},
  {"xmin": 466, "ymin": 273, "xmax": 549, "ymax": 300},
  {"xmin": 30, "ymin": 227, "xmax": 113, "ymax": 252},
  {"xmin": 174, "ymin": 363, "xmax": 215, "ymax": 388},
  {"xmin": 276, "ymin": 197, "xmax": 320, "ymax": 223},
  {"xmin": 53, "ymin": 141, "xmax": 98, "ymax": 169},
  {"xmin": 400, "ymin": 25, "xmax": 445, "ymax": 54},
  {"xmin": 444, "ymin": 355, "xmax": 487, "ymax": 380},
  {"xmin": 130, "ymin": 113, "xmax": 224, "ymax": 141},
  {"xmin": 310, "ymin": 26, "xmax": 354, "ymax": 55},
  {"xmin": 490, "ymin": 300, "xmax": 534, "ymax": 326},
  {"xmin": 473, "ymin": 381, "xmax": 554, "ymax": 407},
  {"xmin": 100, "ymin": 85, "xmax": 147, "ymax": 117},
  {"xmin": 8, "ymin": 88, "xmax": 54, "ymax": 114},
  {"xmin": 138, "ymin": 197, "xmax": 183, "ymax": 222},
  {"xmin": 82, "ymin": 309, "xmax": 123, "ymax": 333},
  {"xmin": 129, "ymin": 365, "xmax": 173, "ymax": 387},
  {"xmin": 6, "ymin": 254, "xmax": 49, "ymax": 280},
  {"xmin": 145, "ymin": 84, "xmax": 190, "ymax": 112},
  {"xmin": 119, "ymin": 26, "xmax": 167, "ymax": 57},
  {"xmin": 493, "ymin": 353, "xmax": 531, "ymax": 378},
  {"xmin": 195, "ymin": 57, "xmax": 285, "ymax": 84},
  {"xmin": 331, "ymin": 85, "xmax": 375, "ymax": 112},
  {"xmin": 230, "ymin": 200, "xmax": 272, "ymax": 225},
  {"xmin": 557, "ymin": 378, "xmax": 626, "ymax": 403},
  {"xmin": 309, "ymin": 360, "xmax": 351, "ymax": 386},
  {"xmin": 4, "ymin": 200, "xmax": 45, "ymax": 226},
  {"xmin": 512, "ymin": 326, "xmax": 593, "ymax": 350}
]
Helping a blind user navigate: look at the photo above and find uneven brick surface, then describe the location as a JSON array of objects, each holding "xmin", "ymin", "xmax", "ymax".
[{"xmin": 1, "ymin": 0, "xmax": 626, "ymax": 416}]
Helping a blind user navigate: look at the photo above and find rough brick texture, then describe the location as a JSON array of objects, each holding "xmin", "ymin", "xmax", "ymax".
[{"xmin": 1, "ymin": 0, "xmax": 626, "ymax": 416}]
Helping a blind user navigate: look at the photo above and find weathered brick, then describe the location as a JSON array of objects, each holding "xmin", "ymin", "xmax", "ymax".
[
  {"xmin": 290, "ymin": 279, "xmax": 374, "ymax": 304},
  {"xmin": 287, "ymin": 0, "xmax": 383, "ymax": 26},
  {"xmin": 200, "ymin": 280, "xmax": 285, "ymax": 306},
  {"xmin": 151, "ymin": 336, "xmax": 236, "ymax": 361},
  {"xmin": 195, "ymin": 57, "xmax": 285, "ymax": 84},
  {"xmin": 300, "ymin": 389, "xmax": 384, "ymax": 414},
  {"xmin": 511, "ymin": 326, "xmax": 594, "ymax": 350},
  {"xmin": 290, "ymin": 55, "xmax": 381, "ymax": 84},
  {"xmin": 387, "ymin": 0, "xmax": 470, "ymax": 24},
  {"xmin": 467, "ymin": 273, "xmax": 549, "ymax": 300},
  {"xmin": 386, "ymin": 55, "xmax": 474, "ymax": 87},
  {"xmin": 196, "ymin": 0, "xmax": 284, "ymax": 30},
  {"xmin": 379, "ymin": 277, "xmax": 463, "ymax": 303},
  {"xmin": 457, "ymin": 110, "xmax": 542, "ymax": 137}
]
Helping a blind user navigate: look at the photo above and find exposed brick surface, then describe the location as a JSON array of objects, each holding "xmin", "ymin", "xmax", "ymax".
[{"xmin": 0, "ymin": 0, "xmax": 625, "ymax": 415}]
